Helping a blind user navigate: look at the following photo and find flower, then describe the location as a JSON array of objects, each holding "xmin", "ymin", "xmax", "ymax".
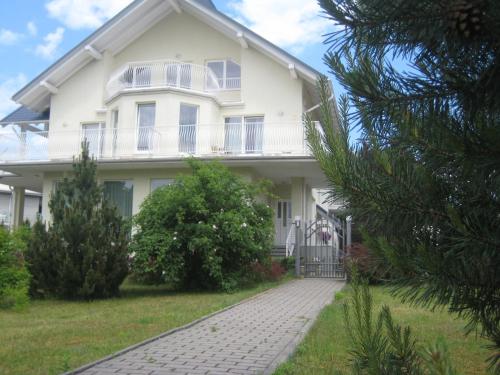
[
  {"xmin": 241, "ymin": 222, "xmax": 247, "ymax": 228},
  {"xmin": 212, "ymin": 224, "xmax": 217, "ymax": 230}
]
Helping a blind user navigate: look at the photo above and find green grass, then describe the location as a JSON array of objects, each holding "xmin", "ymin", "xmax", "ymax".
[
  {"xmin": 0, "ymin": 278, "xmax": 287, "ymax": 375},
  {"xmin": 275, "ymin": 286, "xmax": 490, "ymax": 375}
]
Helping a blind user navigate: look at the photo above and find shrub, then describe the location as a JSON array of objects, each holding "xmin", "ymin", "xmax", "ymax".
[
  {"xmin": 130, "ymin": 159, "xmax": 274, "ymax": 291},
  {"xmin": 250, "ymin": 260, "xmax": 286, "ymax": 283},
  {"xmin": 280, "ymin": 256, "xmax": 296, "ymax": 272},
  {"xmin": 26, "ymin": 145, "xmax": 129, "ymax": 300},
  {"xmin": 342, "ymin": 274, "xmax": 457, "ymax": 375},
  {"xmin": 0, "ymin": 226, "xmax": 30, "ymax": 309}
]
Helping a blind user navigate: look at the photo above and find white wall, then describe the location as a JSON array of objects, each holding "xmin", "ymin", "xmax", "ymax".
[{"xmin": 46, "ymin": 11, "xmax": 306, "ymax": 158}]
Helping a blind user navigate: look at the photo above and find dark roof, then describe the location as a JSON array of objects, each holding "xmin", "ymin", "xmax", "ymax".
[{"xmin": 0, "ymin": 106, "xmax": 50, "ymax": 124}]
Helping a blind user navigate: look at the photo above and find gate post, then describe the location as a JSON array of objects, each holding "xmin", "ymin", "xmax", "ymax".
[
  {"xmin": 294, "ymin": 216, "xmax": 301, "ymax": 277},
  {"xmin": 346, "ymin": 216, "xmax": 352, "ymax": 250}
]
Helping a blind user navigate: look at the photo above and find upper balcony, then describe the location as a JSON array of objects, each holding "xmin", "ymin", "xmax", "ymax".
[
  {"xmin": 106, "ymin": 59, "xmax": 241, "ymax": 103},
  {"xmin": 0, "ymin": 122, "xmax": 314, "ymax": 164}
]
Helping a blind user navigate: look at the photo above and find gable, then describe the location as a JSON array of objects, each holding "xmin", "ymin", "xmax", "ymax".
[
  {"xmin": 113, "ymin": 11, "xmax": 241, "ymax": 68},
  {"xmin": 12, "ymin": 0, "xmax": 322, "ymax": 112}
]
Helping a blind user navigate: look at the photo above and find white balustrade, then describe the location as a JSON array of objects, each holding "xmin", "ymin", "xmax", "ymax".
[
  {"xmin": 0, "ymin": 123, "xmax": 312, "ymax": 163},
  {"xmin": 106, "ymin": 60, "xmax": 237, "ymax": 101}
]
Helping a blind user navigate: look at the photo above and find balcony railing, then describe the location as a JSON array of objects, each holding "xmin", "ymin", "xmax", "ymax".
[
  {"xmin": 106, "ymin": 60, "xmax": 241, "ymax": 101},
  {"xmin": 0, "ymin": 123, "xmax": 313, "ymax": 163}
]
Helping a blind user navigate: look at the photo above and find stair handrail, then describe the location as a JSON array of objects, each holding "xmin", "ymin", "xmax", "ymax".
[{"xmin": 285, "ymin": 225, "xmax": 296, "ymax": 257}]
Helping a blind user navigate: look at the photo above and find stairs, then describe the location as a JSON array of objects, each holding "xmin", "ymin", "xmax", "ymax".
[{"xmin": 271, "ymin": 246, "xmax": 286, "ymax": 258}]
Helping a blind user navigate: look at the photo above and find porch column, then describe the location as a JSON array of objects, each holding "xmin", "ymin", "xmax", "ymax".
[
  {"xmin": 291, "ymin": 177, "xmax": 305, "ymax": 225},
  {"xmin": 12, "ymin": 187, "xmax": 25, "ymax": 229}
]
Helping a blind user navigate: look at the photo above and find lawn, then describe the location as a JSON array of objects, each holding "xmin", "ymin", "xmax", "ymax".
[
  {"xmin": 275, "ymin": 285, "xmax": 490, "ymax": 375},
  {"xmin": 0, "ymin": 278, "xmax": 287, "ymax": 375}
]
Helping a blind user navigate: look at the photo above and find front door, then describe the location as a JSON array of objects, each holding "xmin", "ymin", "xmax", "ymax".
[{"xmin": 274, "ymin": 200, "xmax": 292, "ymax": 246}]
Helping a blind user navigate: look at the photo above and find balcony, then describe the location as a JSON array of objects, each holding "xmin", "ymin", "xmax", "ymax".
[
  {"xmin": 0, "ymin": 123, "xmax": 312, "ymax": 163},
  {"xmin": 106, "ymin": 60, "xmax": 241, "ymax": 102}
]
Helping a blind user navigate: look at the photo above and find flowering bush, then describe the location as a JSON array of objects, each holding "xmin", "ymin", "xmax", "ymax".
[
  {"xmin": 250, "ymin": 261, "xmax": 286, "ymax": 283},
  {"xmin": 130, "ymin": 159, "xmax": 274, "ymax": 291}
]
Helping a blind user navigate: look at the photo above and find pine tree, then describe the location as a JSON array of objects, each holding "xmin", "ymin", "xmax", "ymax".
[
  {"xmin": 308, "ymin": 0, "xmax": 500, "ymax": 370},
  {"xmin": 26, "ymin": 144, "xmax": 129, "ymax": 299}
]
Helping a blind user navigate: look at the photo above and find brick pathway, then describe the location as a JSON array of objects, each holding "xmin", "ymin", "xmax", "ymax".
[{"xmin": 70, "ymin": 279, "xmax": 344, "ymax": 375}]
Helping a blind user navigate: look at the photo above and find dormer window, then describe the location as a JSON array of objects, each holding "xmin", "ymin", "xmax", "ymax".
[{"xmin": 206, "ymin": 60, "xmax": 241, "ymax": 90}]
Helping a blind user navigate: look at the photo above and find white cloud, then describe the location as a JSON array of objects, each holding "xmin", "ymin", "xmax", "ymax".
[
  {"xmin": 0, "ymin": 29, "xmax": 23, "ymax": 46},
  {"xmin": 228, "ymin": 0, "xmax": 330, "ymax": 53},
  {"xmin": 0, "ymin": 74, "xmax": 28, "ymax": 120},
  {"xmin": 27, "ymin": 22, "xmax": 38, "ymax": 36},
  {"xmin": 46, "ymin": 0, "xmax": 133, "ymax": 29},
  {"xmin": 35, "ymin": 27, "xmax": 65, "ymax": 60}
]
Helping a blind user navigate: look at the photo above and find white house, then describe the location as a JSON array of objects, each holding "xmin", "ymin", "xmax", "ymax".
[{"xmin": 0, "ymin": 0, "xmax": 337, "ymax": 251}]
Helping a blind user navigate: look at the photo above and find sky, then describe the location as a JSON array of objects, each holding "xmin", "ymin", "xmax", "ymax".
[{"xmin": 0, "ymin": 0, "xmax": 340, "ymax": 120}]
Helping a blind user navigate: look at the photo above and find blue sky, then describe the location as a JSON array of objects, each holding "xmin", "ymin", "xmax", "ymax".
[{"xmin": 0, "ymin": 0, "xmax": 338, "ymax": 119}]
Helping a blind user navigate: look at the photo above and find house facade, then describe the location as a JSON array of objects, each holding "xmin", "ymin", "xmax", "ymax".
[{"xmin": 0, "ymin": 0, "xmax": 336, "ymax": 249}]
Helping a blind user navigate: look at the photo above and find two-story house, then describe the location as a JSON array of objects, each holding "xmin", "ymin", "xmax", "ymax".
[{"xmin": 0, "ymin": 0, "xmax": 336, "ymax": 251}]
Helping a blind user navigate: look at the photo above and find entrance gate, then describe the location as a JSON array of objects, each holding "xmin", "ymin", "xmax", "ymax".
[{"xmin": 302, "ymin": 217, "xmax": 346, "ymax": 279}]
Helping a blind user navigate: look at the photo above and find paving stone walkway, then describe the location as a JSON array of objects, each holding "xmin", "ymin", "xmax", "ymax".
[{"xmin": 70, "ymin": 279, "xmax": 344, "ymax": 375}]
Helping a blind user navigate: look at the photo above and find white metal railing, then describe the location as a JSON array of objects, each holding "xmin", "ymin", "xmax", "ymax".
[
  {"xmin": 0, "ymin": 123, "xmax": 312, "ymax": 163},
  {"xmin": 106, "ymin": 60, "xmax": 240, "ymax": 101},
  {"xmin": 0, "ymin": 130, "xmax": 49, "ymax": 161},
  {"xmin": 285, "ymin": 225, "xmax": 296, "ymax": 257}
]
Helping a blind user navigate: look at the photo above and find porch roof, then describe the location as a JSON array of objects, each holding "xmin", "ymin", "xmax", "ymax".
[{"xmin": 0, "ymin": 106, "xmax": 50, "ymax": 125}]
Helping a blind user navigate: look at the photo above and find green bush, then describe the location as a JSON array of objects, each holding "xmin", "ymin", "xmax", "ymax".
[
  {"xmin": 0, "ymin": 226, "xmax": 31, "ymax": 309},
  {"xmin": 130, "ymin": 159, "xmax": 274, "ymax": 291},
  {"xmin": 26, "ymin": 145, "xmax": 129, "ymax": 300}
]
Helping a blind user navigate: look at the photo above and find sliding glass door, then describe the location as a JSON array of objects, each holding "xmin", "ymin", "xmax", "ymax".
[
  {"xmin": 82, "ymin": 123, "xmax": 105, "ymax": 158},
  {"xmin": 223, "ymin": 116, "xmax": 263, "ymax": 154},
  {"xmin": 136, "ymin": 103, "xmax": 156, "ymax": 152},
  {"xmin": 179, "ymin": 104, "xmax": 198, "ymax": 154}
]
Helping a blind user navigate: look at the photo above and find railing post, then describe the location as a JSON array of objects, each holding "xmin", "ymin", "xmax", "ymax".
[{"xmin": 294, "ymin": 216, "xmax": 301, "ymax": 277}]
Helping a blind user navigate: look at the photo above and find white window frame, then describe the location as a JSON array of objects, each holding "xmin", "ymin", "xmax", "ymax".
[
  {"xmin": 223, "ymin": 115, "xmax": 264, "ymax": 154},
  {"xmin": 179, "ymin": 103, "xmax": 199, "ymax": 154},
  {"xmin": 81, "ymin": 122, "xmax": 106, "ymax": 158},
  {"xmin": 150, "ymin": 178, "xmax": 174, "ymax": 192},
  {"xmin": 136, "ymin": 102, "xmax": 156, "ymax": 154},
  {"xmin": 206, "ymin": 59, "xmax": 241, "ymax": 91},
  {"xmin": 165, "ymin": 62, "xmax": 192, "ymax": 89},
  {"xmin": 103, "ymin": 179, "xmax": 134, "ymax": 218},
  {"xmin": 111, "ymin": 109, "xmax": 119, "ymax": 156}
]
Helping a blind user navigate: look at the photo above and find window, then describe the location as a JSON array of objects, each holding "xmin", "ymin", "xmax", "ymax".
[
  {"xmin": 165, "ymin": 63, "xmax": 192, "ymax": 89},
  {"xmin": 151, "ymin": 178, "xmax": 174, "ymax": 192},
  {"xmin": 81, "ymin": 122, "xmax": 105, "ymax": 158},
  {"xmin": 244, "ymin": 116, "xmax": 264, "ymax": 153},
  {"xmin": 104, "ymin": 181, "xmax": 133, "ymax": 218},
  {"xmin": 121, "ymin": 66, "xmax": 152, "ymax": 87},
  {"xmin": 112, "ymin": 109, "xmax": 119, "ymax": 128},
  {"xmin": 206, "ymin": 60, "xmax": 241, "ymax": 90},
  {"xmin": 137, "ymin": 103, "xmax": 156, "ymax": 152},
  {"xmin": 111, "ymin": 109, "xmax": 119, "ymax": 156},
  {"xmin": 224, "ymin": 117, "xmax": 242, "ymax": 154},
  {"xmin": 179, "ymin": 104, "xmax": 198, "ymax": 154},
  {"xmin": 223, "ymin": 116, "xmax": 264, "ymax": 154}
]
